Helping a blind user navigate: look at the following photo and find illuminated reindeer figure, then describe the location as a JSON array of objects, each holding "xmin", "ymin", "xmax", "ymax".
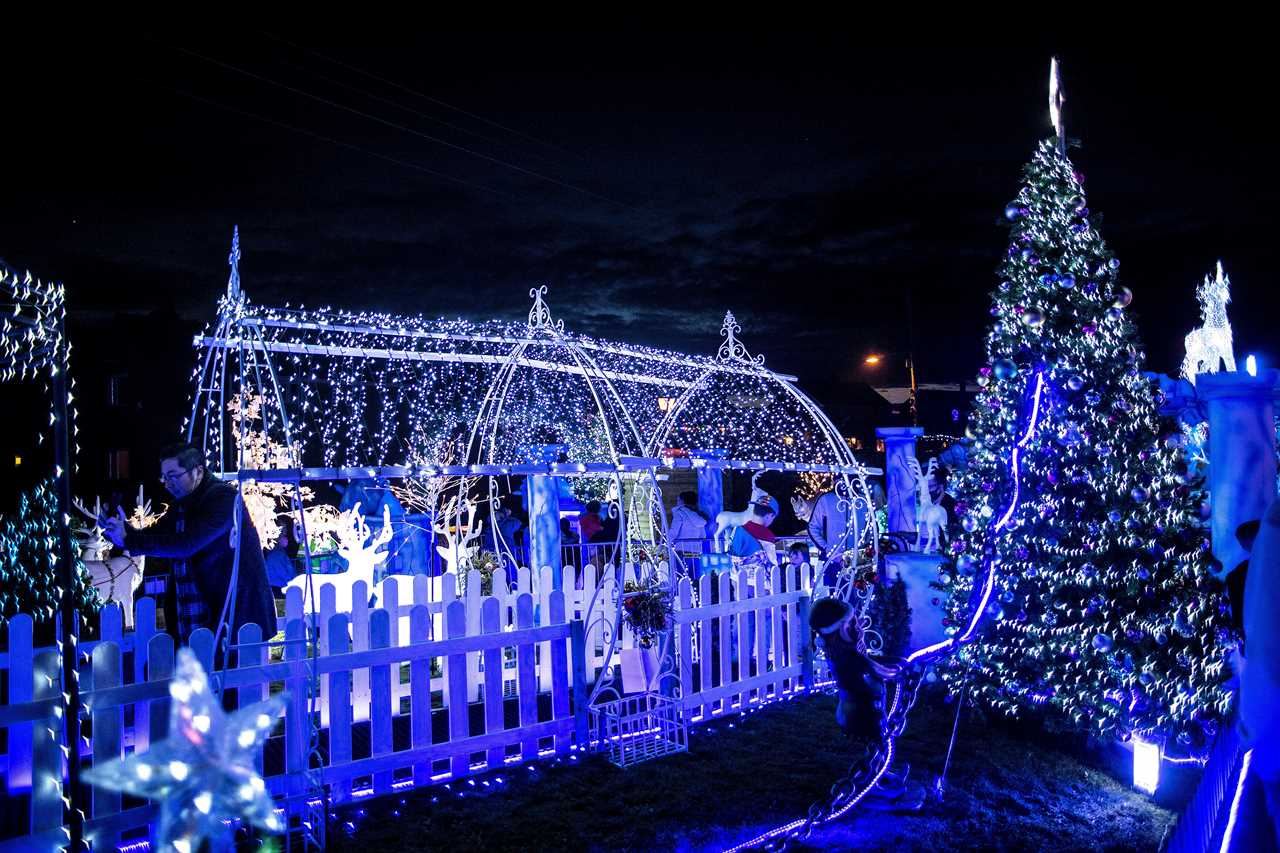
[
  {"xmin": 72, "ymin": 487, "xmax": 165, "ymax": 628},
  {"xmin": 434, "ymin": 494, "xmax": 485, "ymax": 574},
  {"xmin": 714, "ymin": 470, "xmax": 770, "ymax": 552},
  {"xmin": 285, "ymin": 502, "xmax": 393, "ymax": 614},
  {"xmin": 906, "ymin": 455, "xmax": 948, "ymax": 554},
  {"xmin": 1181, "ymin": 261, "xmax": 1236, "ymax": 385}
]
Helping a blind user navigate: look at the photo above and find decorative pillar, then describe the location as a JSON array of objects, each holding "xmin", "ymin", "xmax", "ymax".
[
  {"xmin": 1199, "ymin": 370, "xmax": 1280, "ymax": 578},
  {"xmin": 876, "ymin": 426, "xmax": 924, "ymax": 544},
  {"xmin": 522, "ymin": 444, "xmax": 566, "ymax": 590},
  {"xmin": 884, "ymin": 552, "xmax": 949, "ymax": 653},
  {"xmin": 691, "ymin": 449, "xmax": 727, "ymax": 538}
]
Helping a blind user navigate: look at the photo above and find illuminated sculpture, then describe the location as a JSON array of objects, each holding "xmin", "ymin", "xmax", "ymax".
[
  {"xmin": 1180, "ymin": 261, "xmax": 1236, "ymax": 385},
  {"xmin": 72, "ymin": 488, "xmax": 165, "ymax": 629},
  {"xmin": 434, "ymin": 494, "xmax": 485, "ymax": 573},
  {"xmin": 283, "ymin": 502, "xmax": 392, "ymax": 614},
  {"xmin": 906, "ymin": 455, "xmax": 947, "ymax": 554},
  {"xmin": 712, "ymin": 470, "xmax": 769, "ymax": 552}
]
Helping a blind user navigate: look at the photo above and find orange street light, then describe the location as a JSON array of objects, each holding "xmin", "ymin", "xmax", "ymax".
[{"xmin": 863, "ymin": 351, "xmax": 919, "ymax": 426}]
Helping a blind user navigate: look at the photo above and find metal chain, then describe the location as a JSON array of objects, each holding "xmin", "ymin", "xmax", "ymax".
[{"xmin": 747, "ymin": 666, "xmax": 926, "ymax": 851}]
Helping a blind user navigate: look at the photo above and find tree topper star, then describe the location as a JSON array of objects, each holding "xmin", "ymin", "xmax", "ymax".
[{"xmin": 84, "ymin": 648, "xmax": 286, "ymax": 853}]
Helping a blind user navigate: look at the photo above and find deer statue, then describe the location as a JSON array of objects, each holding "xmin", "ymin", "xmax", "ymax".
[
  {"xmin": 714, "ymin": 470, "xmax": 770, "ymax": 552},
  {"xmin": 285, "ymin": 502, "xmax": 393, "ymax": 615},
  {"xmin": 72, "ymin": 487, "xmax": 166, "ymax": 629},
  {"xmin": 434, "ymin": 495, "xmax": 485, "ymax": 574},
  {"xmin": 1181, "ymin": 261, "xmax": 1236, "ymax": 385},
  {"xmin": 906, "ymin": 455, "xmax": 948, "ymax": 554}
]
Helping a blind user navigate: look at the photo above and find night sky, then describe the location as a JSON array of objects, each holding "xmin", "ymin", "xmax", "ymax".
[{"xmin": 3, "ymin": 32, "xmax": 1277, "ymax": 402}]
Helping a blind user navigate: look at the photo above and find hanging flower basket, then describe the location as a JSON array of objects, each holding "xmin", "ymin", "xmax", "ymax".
[{"xmin": 621, "ymin": 577, "xmax": 674, "ymax": 649}]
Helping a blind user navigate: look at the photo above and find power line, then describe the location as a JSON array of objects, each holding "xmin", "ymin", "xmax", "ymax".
[
  {"xmin": 136, "ymin": 77, "xmax": 515, "ymax": 200},
  {"xmin": 275, "ymin": 57, "xmax": 518, "ymax": 154},
  {"xmin": 258, "ymin": 30, "xmax": 576, "ymax": 158},
  {"xmin": 152, "ymin": 39, "xmax": 640, "ymax": 213}
]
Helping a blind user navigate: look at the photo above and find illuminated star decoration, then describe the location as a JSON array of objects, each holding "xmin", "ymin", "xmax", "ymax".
[
  {"xmin": 84, "ymin": 648, "xmax": 286, "ymax": 853},
  {"xmin": 1049, "ymin": 56, "xmax": 1065, "ymax": 151}
]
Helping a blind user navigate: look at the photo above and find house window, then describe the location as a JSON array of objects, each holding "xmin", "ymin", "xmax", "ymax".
[{"xmin": 108, "ymin": 450, "xmax": 130, "ymax": 480}]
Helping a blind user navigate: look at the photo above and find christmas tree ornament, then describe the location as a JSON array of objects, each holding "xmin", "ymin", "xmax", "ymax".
[{"xmin": 993, "ymin": 358, "xmax": 1019, "ymax": 380}]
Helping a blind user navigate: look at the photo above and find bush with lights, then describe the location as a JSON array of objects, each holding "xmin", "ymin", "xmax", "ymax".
[
  {"xmin": 940, "ymin": 137, "xmax": 1234, "ymax": 756},
  {"xmin": 0, "ymin": 477, "xmax": 100, "ymax": 630}
]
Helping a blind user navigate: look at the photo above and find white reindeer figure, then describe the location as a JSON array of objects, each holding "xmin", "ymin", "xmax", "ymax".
[
  {"xmin": 285, "ymin": 502, "xmax": 393, "ymax": 615},
  {"xmin": 714, "ymin": 471, "xmax": 770, "ymax": 552},
  {"xmin": 435, "ymin": 495, "xmax": 484, "ymax": 573},
  {"xmin": 907, "ymin": 456, "xmax": 948, "ymax": 554},
  {"xmin": 1181, "ymin": 261, "xmax": 1236, "ymax": 385},
  {"xmin": 73, "ymin": 487, "xmax": 165, "ymax": 629}
]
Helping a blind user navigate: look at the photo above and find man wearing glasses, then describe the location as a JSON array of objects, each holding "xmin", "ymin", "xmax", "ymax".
[{"xmin": 102, "ymin": 443, "xmax": 276, "ymax": 644}]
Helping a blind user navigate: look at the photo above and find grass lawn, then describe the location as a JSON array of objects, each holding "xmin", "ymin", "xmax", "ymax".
[{"xmin": 327, "ymin": 689, "xmax": 1196, "ymax": 853}]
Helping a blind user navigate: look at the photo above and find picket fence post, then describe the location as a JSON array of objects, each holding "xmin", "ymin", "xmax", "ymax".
[
  {"xmin": 8, "ymin": 613, "xmax": 34, "ymax": 791},
  {"xmin": 237, "ymin": 623, "xmax": 265, "ymax": 773},
  {"xmin": 516, "ymin": 593, "xmax": 538, "ymax": 762},
  {"xmin": 133, "ymin": 598, "xmax": 158, "ymax": 754},
  {"xmin": 677, "ymin": 578, "xmax": 694, "ymax": 711},
  {"xmin": 570, "ymin": 620, "xmax": 589, "ymax": 749},
  {"xmin": 31, "ymin": 650, "xmax": 63, "ymax": 833},
  {"xmin": 370, "ymin": 608, "xmax": 393, "ymax": 795},
  {"xmin": 409, "ymin": 603, "xmax": 432, "ymax": 788},
  {"xmin": 549, "ymin": 591, "xmax": 570, "ymax": 756},
  {"xmin": 797, "ymin": 594, "xmax": 814, "ymax": 691},
  {"xmin": 328, "ymin": 613, "xmax": 352, "ymax": 804},
  {"xmin": 481, "ymin": 596, "xmax": 504, "ymax": 770},
  {"xmin": 91, "ymin": 634, "xmax": 122, "ymax": 830},
  {"xmin": 446, "ymin": 600, "xmax": 469, "ymax": 779}
]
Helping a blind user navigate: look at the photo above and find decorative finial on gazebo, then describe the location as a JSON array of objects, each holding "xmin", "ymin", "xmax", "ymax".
[
  {"xmin": 527, "ymin": 285, "xmax": 564, "ymax": 333},
  {"xmin": 1049, "ymin": 57, "xmax": 1065, "ymax": 154},
  {"xmin": 717, "ymin": 310, "xmax": 764, "ymax": 366},
  {"xmin": 227, "ymin": 226, "xmax": 242, "ymax": 301}
]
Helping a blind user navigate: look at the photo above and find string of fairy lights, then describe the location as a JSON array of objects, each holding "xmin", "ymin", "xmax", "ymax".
[
  {"xmin": 187, "ymin": 286, "xmax": 871, "ymax": 479},
  {"xmin": 2, "ymin": 262, "xmax": 92, "ymax": 851},
  {"xmin": 943, "ymin": 137, "xmax": 1233, "ymax": 755}
]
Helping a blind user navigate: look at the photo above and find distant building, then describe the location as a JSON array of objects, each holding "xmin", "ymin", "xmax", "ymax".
[{"xmin": 871, "ymin": 382, "xmax": 981, "ymax": 438}]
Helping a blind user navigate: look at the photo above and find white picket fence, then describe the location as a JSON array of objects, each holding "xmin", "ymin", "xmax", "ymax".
[{"xmin": 0, "ymin": 562, "xmax": 818, "ymax": 850}]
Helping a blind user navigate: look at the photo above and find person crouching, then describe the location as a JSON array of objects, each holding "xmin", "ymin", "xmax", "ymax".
[{"xmin": 808, "ymin": 596, "xmax": 909, "ymax": 790}]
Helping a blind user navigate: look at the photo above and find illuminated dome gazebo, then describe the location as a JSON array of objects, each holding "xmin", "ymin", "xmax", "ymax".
[
  {"xmin": 186, "ymin": 230, "xmax": 881, "ymax": 718},
  {"xmin": 188, "ymin": 230, "xmax": 878, "ymax": 584}
]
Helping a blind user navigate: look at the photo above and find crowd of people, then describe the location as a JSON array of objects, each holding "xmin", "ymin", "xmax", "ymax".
[{"xmin": 108, "ymin": 443, "xmax": 886, "ymax": 641}]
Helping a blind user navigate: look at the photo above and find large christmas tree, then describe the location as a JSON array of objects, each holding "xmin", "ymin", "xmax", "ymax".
[{"xmin": 942, "ymin": 133, "xmax": 1234, "ymax": 754}]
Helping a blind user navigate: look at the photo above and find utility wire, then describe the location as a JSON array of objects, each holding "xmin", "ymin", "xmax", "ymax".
[
  {"xmin": 152, "ymin": 39, "xmax": 639, "ymax": 212},
  {"xmin": 275, "ymin": 57, "xmax": 517, "ymax": 154},
  {"xmin": 258, "ymin": 30, "xmax": 576, "ymax": 158},
  {"xmin": 136, "ymin": 77, "xmax": 515, "ymax": 199}
]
